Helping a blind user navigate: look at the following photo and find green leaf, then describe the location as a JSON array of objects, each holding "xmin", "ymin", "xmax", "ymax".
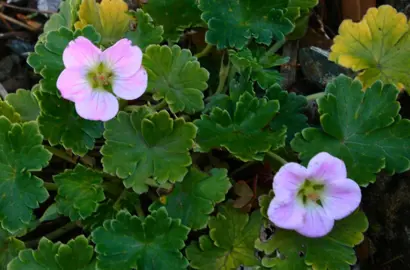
[
  {"xmin": 92, "ymin": 208, "xmax": 190, "ymax": 270},
  {"xmin": 199, "ymin": 0, "xmax": 294, "ymax": 49},
  {"xmin": 102, "ymin": 108, "xmax": 197, "ymax": 194},
  {"xmin": 5, "ymin": 88, "xmax": 40, "ymax": 122},
  {"xmin": 194, "ymin": 91, "xmax": 286, "ymax": 162},
  {"xmin": 28, "ymin": 26, "xmax": 101, "ymax": 95},
  {"xmin": 0, "ymin": 229, "xmax": 25, "ymax": 269},
  {"xmin": 82, "ymin": 200, "xmax": 117, "ymax": 231},
  {"xmin": 0, "ymin": 117, "xmax": 51, "ymax": 233},
  {"xmin": 291, "ymin": 75, "xmax": 410, "ymax": 185},
  {"xmin": 143, "ymin": 45, "xmax": 210, "ymax": 114},
  {"xmin": 186, "ymin": 204, "xmax": 261, "ymax": 269},
  {"xmin": 40, "ymin": 204, "xmax": 60, "ymax": 223},
  {"xmin": 54, "ymin": 164, "xmax": 105, "ymax": 221},
  {"xmin": 35, "ymin": 90, "xmax": 104, "ymax": 156},
  {"xmin": 125, "ymin": 9, "xmax": 164, "ymax": 51},
  {"xmin": 0, "ymin": 101, "xmax": 20, "ymax": 123},
  {"xmin": 142, "ymin": 0, "xmax": 203, "ymax": 42},
  {"xmin": 266, "ymin": 84, "xmax": 308, "ymax": 142},
  {"xmin": 8, "ymin": 236, "xmax": 96, "ymax": 270},
  {"xmin": 255, "ymin": 194, "xmax": 368, "ymax": 270},
  {"xmin": 149, "ymin": 168, "xmax": 231, "ymax": 230},
  {"xmin": 42, "ymin": 0, "xmax": 81, "ymax": 35}
]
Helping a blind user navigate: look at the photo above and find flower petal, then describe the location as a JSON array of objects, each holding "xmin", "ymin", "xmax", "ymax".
[
  {"xmin": 57, "ymin": 68, "xmax": 92, "ymax": 102},
  {"xmin": 101, "ymin": 39, "xmax": 143, "ymax": 78},
  {"xmin": 307, "ymin": 152, "xmax": 347, "ymax": 183},
  {"xmin": 296, "ymin": 202, "xmax": 334, "ymax": 238},
  {"xmin": 273, "ymin": 163, "xmax": 308, "ymax": 193},
  {"xmin": 75, "ymin": 91, "xmax": 119, "ymax": 121},
  {"xmin": 268, "ymin": 191, "xmax": 305, "ymax": 230},
  {"xmin": 322, "ymin": 178, "xmax": 361, "ymax": 220},
  {"xmin": 63, "ymin": 37, "xmax": 101, "ymax": 69},
  {"xmin": 112, "ymin": 68, "xmax": 148, "ymax": 100}
]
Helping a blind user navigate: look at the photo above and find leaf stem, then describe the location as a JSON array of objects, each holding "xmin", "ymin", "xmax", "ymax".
[
  {"xmin": 135, "ymin": 202, "xmax": 145, "ymax": 217},
  {"xmin": 194, "ymin": 44, "xmax": 213, "ymax": 58},
  {"xmin": 43, "ymin": 182, "xmax": 58, "ymax": 191},
  {"xmin": 215, "ymin": 55, "xmax": 231, "ymax": 94},
  {"xmin": 306, "ymin": 92, "xmax": 325, "ymax": 102},
  {"xmin": 152, "ymin": 100, "xmax": 168, "ymax": 111},
  {"xmin": 266, "ymin": 151, "xmax": 287, "ymax": 166},
  {"xmin": 266, "ymin": 39, "xmax": 286, "ymax": 55},
  {"xmin": 25, "ymin": 222, "xmax": 78, "ymax": 248},
  {"xmin": 44, "ymin": 146, "xmax": 76, "ymax": 164}
]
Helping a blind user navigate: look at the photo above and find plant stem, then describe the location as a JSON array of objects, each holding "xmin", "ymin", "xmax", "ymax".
[
  {"xmin": 44, "ymin": 146, "xmax": 76, "ymax": 164},
  {"xmin": 266, "ymin": 39, "xmax": 286, "ymax": 55},
  {"xmin": 43, "ymin": 182, "xmax": 58, "ymax": 191},
  {"xmin": 135, "ymin": 203, "xmax": 145, "ymax": 217},
  {"xmin": 215, "ymin": 56, "xmax": 230, "ymax": 94},
  {"xmin": 152, "ymin": 100, "xmax": 168, "ymax": 111},
  {"xmin": 266, "ymin": 151, "xmax": 287, "ymax": 166},
  {"xmin": 25, "ymin": 222, "xmax": 78, "ymax": 248},
  {"xmin": 230, "ymin": 161, "xmax": 258, "ymax": 177},
  {"xmin": 306, "ymin": 92, "xmax": 325, "ymax": 102},
  {"xmin": 194, "ymin": 44, "xmax": 213, "ymax": 58}
]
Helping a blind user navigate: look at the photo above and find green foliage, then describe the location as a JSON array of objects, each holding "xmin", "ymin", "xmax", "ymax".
[
  {"xmin": 42, "ymin": 0, "xmax": 81, "ymax": 35},
  {"xmin": 92, "ymin": 209, "xmax": 190, "ymax": 270},
  {"xmin": 149, "ymin": 168, "xmax": 231, "ymax": 230},
  {"xmin": 142, "ymin": 0, "xmax": 203, "ymax": 42},
  {"xmin": 256, "ymin": 194, "xmax": 368, "ymax": 270},
  {"xmin": 195, "ymin": 91, "xmax": 286, "ymax": 161},
  {"xmin": 143, "ymin": 45, "xmax": 210, "ymax": 114},
  {"xmin": 54, "ymin": 165, "xmax": 105, "ymax": 221},
  {"xmin": 125, "ymin": 9, "xmax": 164, "ymax": 51},
  {"xmin": 0, "ymin": 117, "xmax": 51, "ymax": 233},
  {"xmin": 186, "ymin": 203, "xmax": 262, "ymax": 269},
  {"xmin": 0, "ymin": 101, "xmax": 20, "ymax": 123},
  {"xmin": 8, "ymin": 236, "xmax": 96, "ymax": 269},
  {"xmin": 291, "ymin": 75, "xmax": 410, "ymax": 185},
  {"xmin": 0, "ymin": 229, "xmax": 25, "ymax": 269},
  {"xmin": 102, "ymin": 108, "xmax": 197, "ymax": 193},
  {"xmin": 5, "ymin": 88, "xmax": 40, "ymax": 122},
  {"xmin": 199, "ymin": 0, "xmax": 294, "ymax": 49}
]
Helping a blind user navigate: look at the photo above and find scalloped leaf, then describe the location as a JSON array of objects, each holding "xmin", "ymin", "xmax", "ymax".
[
  {"xmin": 35, "ymin": 90, "xmax": 104, "ymax": 156},
  {"xmin": 142, "ymin": 0, "xmax": 203, "ymax": 42},
  {"xmin": 149, "ymin": 168, "xmax": 231, "ymax": 230},
  {"xmin": 329, "ymin": 5, "xmax": 410, "ymax": 90},
  {"xmin": 0, "ymin": 229, "xmax": 25, "ymax": 269},
  {"xmin": 0, "ymin": 101, "xmax": 20, "ymax": 123},
  {"xmin": 5, "ymin": 88, "xmax": 40, "ymax": 122},
  {"xmin": 102, "ymin": 107, "xmax": 197, "ymax": 194},
  {"xmin": 8, "ymin": 236, "xmax": 96, "ymax": 269},
  {"xmin": 74, "ymin": 0, "xmax": 131, "ymax": 45},
  {"xmin": 255, "ymin": 194, "xmax": 368, "ymax": 270},
  {"xmin": 125, "ymin": 9, "xmax": 163, "ymax": 51},
  {"xmin": 194, "ymin": 91, "xmax": 286, "ymax": 162},
  {"xmin": 143, "ymin": 45, "xmax": 210, "ymax": 114},
  {"xmin": 42, "ymin": 0, "xmax": 81, "ymax": 35},
  {"xmin": 291, "ymin": 75, "xmax": 410, "ymax": 185},
  {"xmin": 0, "ymin": 117, "xmax": 51, "ymax": 233},
  {"xmin": 199, "ymin": 0, "xmax": 294, "ymax": 49},
  {"xmin": 54, "ymin": 165, "xmax": 105, "ymax": 221},
  {"xmin": 186, "ymin": 203, "xmax": 262, "ymax": 269},
  {"xmin": 92, "ymin": 209, "xmax": 189, "ymax": 270}
]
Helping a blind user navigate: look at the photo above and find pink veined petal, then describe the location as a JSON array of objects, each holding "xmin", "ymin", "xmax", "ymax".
[
  {"xmin": 112, "ymin": 68, "xmax": 148, "ymax": 100},
  {"xmin": 57, "ymin": 68, "xmax": 93, "ymax": 102},
  {"xmin": 273, "ymin": 163, "xmax": 308, "ymax": 193},
  {"xmin": 100, "ymin": 38, "xmax": 143, "ymax": 78},
  {"xmin": 307, "ymin": 152, "xmax": 347, "ymax": 183},
  {"xmin": 295, "ymin": 202, "xmax": 334, "ymax": 238},
  {"xmin": 267, "ymin": 191, "xmax": 306, "ymax": 230},
  {"xmin": 322, "ymin": 178, "xmax": 361, "ymax": 220},
  {"xmin": 63, "ymin": 37, "xmax": 101, "ymax": 69},
  {"xmin": 74, "ymin": 91, "xmax": 119, "ymax": 121}
]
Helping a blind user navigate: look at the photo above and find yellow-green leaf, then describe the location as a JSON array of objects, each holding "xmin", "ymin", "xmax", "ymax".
[
  {"xmin": 74, "ymin": 0, "xmax": 130, "ymax": 45},
  {"xmin": 329, "ymin": 5, "xmax": 410, "ymax": 91}
]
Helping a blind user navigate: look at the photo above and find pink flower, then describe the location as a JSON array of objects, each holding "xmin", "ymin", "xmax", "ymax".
[
  {"xmin": 268, "ymin": 152, "xmax": 361, "ymax": 238},
  {"xmin": 57, "ymin": 37, "xmax": 148, "ymax": 121}
]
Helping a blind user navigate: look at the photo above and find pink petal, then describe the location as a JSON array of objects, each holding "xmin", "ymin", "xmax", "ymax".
[
  {"xmin": 112, "ymin": 68, "xmax": 148, "ymax": 100},
  {"xmin": 57, "ymin": 68, "xmax": 92, "ymax": 102},
  {"xmin": 267, "ymin": 191, "xmax": 306, "ymax": 230},
  {"xmin": 273, "ymin": 163, "xmax": 308, "ymax": 193},
  {"xmin": 296, "ymin": 202, "xmax": 334, "ymax": 238},
  {"xmin": 74, "ymin": 91, "xmax": 119, "ymax": 121},
  {"xmin": 307, "ymin": 152, "xmax": 347, "ymax": 183},
  {"xmin": 322, "ymin": 178, "xmax": 361, "ymax": 220},
  {"xmin": 63, "ymin": 37, "xmax": 101, "ymax": 69},
  {"xmin": 101, "ymin": 39, "xmax": 143, "ymax": 78}
]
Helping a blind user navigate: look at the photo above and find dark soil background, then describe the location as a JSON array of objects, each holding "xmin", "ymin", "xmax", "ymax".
[{"xmin": 1, "ymin": 0, "xmax": 410, "ymax": 269}]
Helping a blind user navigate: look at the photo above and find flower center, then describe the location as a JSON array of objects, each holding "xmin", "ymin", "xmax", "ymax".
[
  {"xmin": 87, "ymin": 62, "xmax": 114, "ymax": 92},
  {"xmin": 297, "ymin": 179, "xmax": 325, "ymax": 206}
]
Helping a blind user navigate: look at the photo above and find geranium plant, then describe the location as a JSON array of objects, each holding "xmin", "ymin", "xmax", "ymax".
[{"xmin": 0, "ymin": 1, "xmax": 409, "ymax": 269}]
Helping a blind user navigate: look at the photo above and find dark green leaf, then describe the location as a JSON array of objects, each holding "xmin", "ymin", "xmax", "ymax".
[
  {"xmin": 0, "ymin": 229, "xmax": 24, "ymax": 270},
  {"xmin": 5, "ymin": 88, "xmax": 40, "ymax": 122}
]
